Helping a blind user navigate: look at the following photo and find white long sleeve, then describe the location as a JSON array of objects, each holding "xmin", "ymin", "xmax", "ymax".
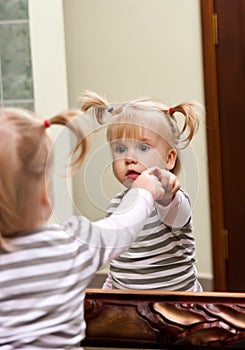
[
  {"xmin": 93, "ymin": 188, "xmax": 154, "ymax": 261},
  {"xmin": 156, "ymin": 189, "xmax": 191, "ymax": 228}
]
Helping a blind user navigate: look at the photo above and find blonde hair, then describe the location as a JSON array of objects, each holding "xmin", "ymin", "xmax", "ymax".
[
  {"xmin": 0, "ymin": 108, "xmax": 89, "ymax": 239},
  {"xmin": 80, "ymin": 91, "xmax": 202, "ymax": 173}
]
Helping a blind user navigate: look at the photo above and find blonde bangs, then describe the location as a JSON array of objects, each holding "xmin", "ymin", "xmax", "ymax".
[
  {"xmin": 107, "ymin": 108, "xmax": 174, "ymax": 148},
  {"xmin": 107, "ymin": 123, "xmax": 148, "ymax": 141}
]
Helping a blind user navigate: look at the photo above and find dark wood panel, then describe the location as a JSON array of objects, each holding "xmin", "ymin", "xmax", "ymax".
[
  {"xmin": 214, "ymin": 0, "xmax": 245, "ymax": 291},
  {"xmin": 200, "ymin": 0, "xmax": 226, "ymax": 291}
]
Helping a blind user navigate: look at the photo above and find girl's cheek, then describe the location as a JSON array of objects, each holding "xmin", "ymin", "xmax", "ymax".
[{"xmin": 138, "ymin": 153, "xmax": 156, "ymax": 164}]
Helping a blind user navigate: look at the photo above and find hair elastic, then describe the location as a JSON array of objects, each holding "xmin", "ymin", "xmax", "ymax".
[
  {"xmin": 43, "ymin": 120, "xmax": 51, "ymax": 128},
  {"xmin": 169, "ymin": 107, "xmax": 174, "ymax": 115},
  {"xmin": 108, "ymin": 107, "xmax": 114, "ymax": 113}
]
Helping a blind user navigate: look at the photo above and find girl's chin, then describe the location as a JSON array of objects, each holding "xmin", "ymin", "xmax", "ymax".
[{"xmin": 122, "ymin": 178, "xmax": 134, "ymax": 188}]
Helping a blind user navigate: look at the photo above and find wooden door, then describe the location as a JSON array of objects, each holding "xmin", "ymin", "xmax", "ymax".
[{"xmin": 201, "ymin": 0, "xmax": 245, "ymax": 291}]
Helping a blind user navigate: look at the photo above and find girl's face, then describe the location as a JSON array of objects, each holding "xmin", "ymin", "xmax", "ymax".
[{"xmin": 110, "ymin": 128, "xmax": 177, "ymax": 188}]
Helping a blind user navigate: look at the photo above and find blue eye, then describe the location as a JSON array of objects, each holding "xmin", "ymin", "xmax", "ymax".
[
  {"xmin": 139, "ymin": 144, "xmax": 150, "ymax": 152},
  {"xmin": 116, "ymin": 145, "xmax": 126, "ymax": 154}
]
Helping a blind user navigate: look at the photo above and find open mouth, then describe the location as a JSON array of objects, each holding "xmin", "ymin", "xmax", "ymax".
[{"xmin": 126, "ymin": 170, "xmax": 141, "ymax": 180}]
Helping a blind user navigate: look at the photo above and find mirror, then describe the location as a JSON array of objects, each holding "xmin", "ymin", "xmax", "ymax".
[
  {"xmin": 63, "ymin": 0, "xmax": 213, "ymax": 292},
  {"xmin": 0, "ymin": 0, "xmax": 212, "ymax": 291}
]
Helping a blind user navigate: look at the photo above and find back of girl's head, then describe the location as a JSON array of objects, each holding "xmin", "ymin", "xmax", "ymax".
[
  {"xmin": 0, "ymin": 108, "xmax": 51, "ymax": 236},
  {"xmin": 79, "ymin": 91, "xmax": 203, "ymax": 174},
  {"xmin": 0, "ymin": 107, "xmax": 89, "ymax": 238}
]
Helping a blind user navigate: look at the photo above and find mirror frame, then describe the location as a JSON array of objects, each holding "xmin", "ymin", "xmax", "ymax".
[
  {"xmin": 200, "ymin": 0, "xmax": 226, "ymax": 291},
  {"xmin": 82, "ymin": 289, "xmax": 245, "ymax": 349}
]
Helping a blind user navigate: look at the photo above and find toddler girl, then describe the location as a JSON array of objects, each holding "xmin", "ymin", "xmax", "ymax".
[
  {"xmin": 80, "ymin": 91, "xmax": 203, "ymax": 292},
  {"xmin": 0, "ymin": 107, "xmax": 165, "ymax": 349}
]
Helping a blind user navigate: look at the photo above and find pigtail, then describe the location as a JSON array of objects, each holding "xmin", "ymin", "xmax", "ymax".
[
  {"xmin": 45, "ymin": 110, "xmax": 90, "ymax": 172},
  {"xmin": 0, "ymin": 107, "xmax": 92, "ymax": 241},
  {"xmin": 79, "ymin": 90, "xmax": 110, "ymax": 124},
  {"xmin": 169, "ymin": 101, "xmax": 202, "ymax": 148}
]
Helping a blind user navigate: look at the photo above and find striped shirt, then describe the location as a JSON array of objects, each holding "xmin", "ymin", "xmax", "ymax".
[
  {"xmin": 0, "ymin": 189, "xmax": 153, "ymax": 350},
  {"xmin": 103, "ymin": 189, "xmax": 202, "ymax": 291}
]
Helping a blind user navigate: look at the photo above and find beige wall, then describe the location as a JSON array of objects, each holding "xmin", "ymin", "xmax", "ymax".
[
  {"xmin": 28, "ymin": 0, "xmax": 74, "ymax": 223},
  {"xmin": 29, "ymin": 0, "xmax": 213, "ymax": 279}
]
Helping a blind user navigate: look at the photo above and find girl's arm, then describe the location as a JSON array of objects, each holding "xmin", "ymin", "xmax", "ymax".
[
  {"xmin": 102, "ymin": 272, "xmax": 113, "ymax": 289},
  {"xmin": 90, "ymin": 168, "xmax": 166, "ymax": 264},
  {"xmin": 93, "ymin": 188, "xmax": 153, "ymax": 261},
  {"xmin": 148, "ymin": 167, "xmax": 191, "ymax": 228},
  {"xmin": 156, "ymin": 189, "xmax": 192, "ymax": 228},
  {"xmin": 65, "ymin": 188, "xmax": 154, "ymax": 272}
]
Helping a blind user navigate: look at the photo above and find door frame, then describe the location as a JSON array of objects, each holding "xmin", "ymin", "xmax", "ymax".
[{"xmin": 200, "ymin": 0, "xmax": 226, "ymax": 290}]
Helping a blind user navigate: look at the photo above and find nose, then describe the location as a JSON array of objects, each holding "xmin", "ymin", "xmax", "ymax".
[
  {"xmin": 122, "ymin": 145, "xmax": 138, "ymax": 164},
  {"xmin": 125, "ymin": 154, "xmax": 137, "ymax": 164}
]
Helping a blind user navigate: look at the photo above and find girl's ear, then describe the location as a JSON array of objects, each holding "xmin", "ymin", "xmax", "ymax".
[
  {"xmin": 166, "ymin": 148, "xmax": 177, "ymax": 170},
  {"xmin": 41, "ymin": 176, "xmax": 53, "ymax": 208},
  {"xmin": 41, "ymin": 182, "xmax": 49, "ymax": 206},
  {"xmin": 40, "ymin": 177, "xmax": 54, "ymax": 221}
]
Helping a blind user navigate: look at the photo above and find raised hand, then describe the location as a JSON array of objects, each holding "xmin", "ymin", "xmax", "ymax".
[
  {"xmin": 131, "ymin": 170, "xmax": 165, "ymax": 201},
  {"xmin": 148, "ymin": 167, "xmax": 180, "ymax": 206}
]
